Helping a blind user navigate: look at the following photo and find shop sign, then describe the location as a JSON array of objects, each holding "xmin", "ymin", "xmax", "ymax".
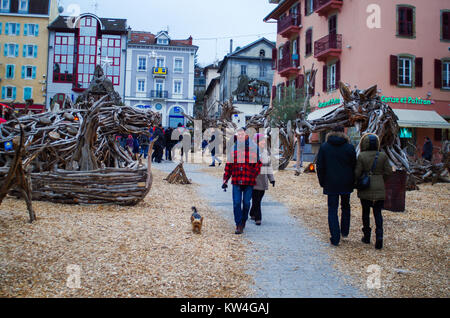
[
  {"xmin": 381, "ymin": 96, "xmax": 434, "ymax": 105},
  {"xmin": 318, "ymin": 98, "xmax": 341, "ymax": 108}
]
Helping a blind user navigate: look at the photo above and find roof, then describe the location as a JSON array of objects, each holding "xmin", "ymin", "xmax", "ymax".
[
  {"xmin": 218, "ymin": 37, "xmax": 276, "ymax": 73},
  {"xmin": 307, "ymin": 105, "xmax": 342, "ymax": 121},
  {"xmin": 264, "ymin": 0, "xmax": 297, "ymax": 22},
  {"xmin": 392, "ymin": 109, "xmax": 450, "ymax": 129},
  {"xmin": 129, "ymin": 31, "xmax": 195, "ymax": 47},
  {"xmin": 48, "ymin": 14, "xmax": 127, "ymax": 32}
]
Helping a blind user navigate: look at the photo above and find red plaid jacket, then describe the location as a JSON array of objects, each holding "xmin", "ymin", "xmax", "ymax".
[{"xmin": 223, "ymin": 139, "xmax": 262, "ymax": 186}]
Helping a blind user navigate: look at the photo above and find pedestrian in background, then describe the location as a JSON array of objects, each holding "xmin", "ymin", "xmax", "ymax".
[
  {"xmin": 249, "ymin": 133, "xmax": 275, "ymax": 226},
  {"xmin": 355, "ymin": 133, "xmax": 392, "ymax": 250},
  {"xmin": 316, "ymin": 126, "xmax": 356, "ymax": 247},
  {"xmin": 422, "ymin": 136, "xmax": 433, "ymax": 162},
  {"xmin": 209, "ymin": 134, "xmax": 222, "ymax": 167}
]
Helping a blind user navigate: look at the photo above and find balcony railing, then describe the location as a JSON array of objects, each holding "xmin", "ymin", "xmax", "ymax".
[
  {"xmin": 314, "ymin": 33, "xmax": 342, "ymax": 61},
  {"xmin": 277, "ymin": 14, "xmax": 302, "ymax": 38},
  {"xmin": 150, "ymin": 90, "xmax": 168, "ymax": 99},
  {"xmin": 278, "ymin": 53, "xmax": 300, "ymax": 78},
  {"xmin": 314, "ymin": 0, "xmax": 343, "ymax": 17}
]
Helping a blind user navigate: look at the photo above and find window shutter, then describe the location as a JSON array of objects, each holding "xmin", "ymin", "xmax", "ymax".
[
  {"xmin": 272, "ymin": 47, "xmax": 277, "ymax": 70},
  {"xmin": 16, "ymin": 23, "xmax": 20, "ymax": 36},
  {"xmin": 415, "ymin": 57, "xmax": 423, "ymax": 87},
  {"xmin": 323, "ymin": 65, "xmax": 328, "ymax": 92},
  {"xmin": 443, "ymin": 12, "xmax": 450, "ymax": 40},
  {"xmin": 21, "ymin": 66, "xmax": 25, "ymax": 79},
  {"xmin": 33, "ymin": 45, "xmax": 37, "ymax": 58},
  {"xmin": 11, "ymin": 65, "xmax": 15, "ymax": 79},
  {"xmin": 35, "ymin": 24, "xmax": 39, "ymax": 36},
  {"xmin": 336, "ymin": 60, "xmax": 341, "ymax": 89},
  {"xmin": 0, "ymin": 22, "xmax": 2, "ymax": 35},
  {"xmin": 435, "ymin": 59, "xmax": 442, "ymax": 89},
  {"xmin": 1, "ymin": 87, "xmax": 5, "ymax": 99},
  {"xmin": 271, "ymin": 85, "xmax": 276, "ymax": 100},
  {"xmin": 32, "ymin": 66, "xmax": 36, "ymax": 79},
  {"xmin": 390, "ymin": 55, "xmax": 398, "ymax": 85},
  {"xmin": 5, "ymin": 23, "xmax": 8, "ymax": 35},
  {"xmin": 23, "ymin": 44, "xmax": 27, "ymax": 57},
  {"xmin": 304, "ymin": 0, "xmax": 307, "ymax": 16},
  {"xmin": 24, "ymin": 23, "xmax": 28, "ymax": 36},
  {"xmin": 297, "ymin": 74, "xmax": 304, "ymax": 88},
  {"xmin": 281, "ymin": 82, "xmax": 285, "ymax": 99},
  {"xmin": 4, "ymin": 44, "xmax": 7, "ymax": 56},
  {"xmin": 15, "ymin": 44, "xmax": 19, "ymax": 57},
  {"xmin": 12, "ymin": 87, "xmax": 17, "ymax": 100}
]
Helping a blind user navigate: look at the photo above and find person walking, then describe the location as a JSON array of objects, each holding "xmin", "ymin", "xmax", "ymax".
[
  {"xmin": 249, "ymin": 133, "xmax": 275, "ymax": 226},
  {"xmin": 152, "ymin": 124, "xmax": 165, "ymax": 163},
  {"xmin": 316, "ymin": 126, "xmax": 357, "ymax": 246},
  {"xmin": 222, "ymin": 128, "xmax": 262, "ymax": 235},
  {"xmin": 209, "ymin": 134, "xmax": 222, "ymax": 167},
  {"xmin": 132, "ymin": 134, "xmax": 140, "ymax": 160},
  {"xmin": 422, "ymin": 137, "xmax": 433, "ymax": 162},
  {"xmin": 355, "ymin": 133, "xmax": 393, "ymax": 250},
  {"xmin": 164, "ymin": 127, "xmax": 174, "ymax": 161},
  {"xmin": 125, "ymin": 134, "xmax": 134, "ymax": 156},
  {"xmin": 139, "ymin": 133, "xmax": 150, "ymax": 159}
]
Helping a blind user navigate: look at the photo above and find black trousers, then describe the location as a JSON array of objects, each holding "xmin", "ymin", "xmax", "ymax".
[
  {"xmin": 152, "ymin": 145, "xmax": 163, "ymax": 163},
  {"xmin": 250, "ymin": 189, "xmax": 265, "ymax": 222},
  {"xmin": 361, "ymin": 199, "xmax": 384, "ymax": 240}
]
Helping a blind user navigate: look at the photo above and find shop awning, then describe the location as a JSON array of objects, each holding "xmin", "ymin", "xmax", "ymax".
[
  {"xmin": 392, "ymin": 109, "xmax": 450, "ymax": 129},
  {"xmin": 307, "ymin": 105, "xmax": 342, "ymax": 121}
]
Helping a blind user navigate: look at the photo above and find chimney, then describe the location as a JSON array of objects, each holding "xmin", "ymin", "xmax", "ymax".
[{"xmin": 230, "ymin": 39, "xmax": 233, "ymax": 54}]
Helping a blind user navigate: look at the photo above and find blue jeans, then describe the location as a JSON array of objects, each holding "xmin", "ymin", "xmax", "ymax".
[
  {"xmin": 140, "ymin": 145, "xmax": 149, "ymax": 158},
  {"xmin": 327, "ymin": 194, "xmax": 351, "ymax": 245},
  {"xmin": 232, "ymin": 185, "xmax": 253, "ymax": 227}
]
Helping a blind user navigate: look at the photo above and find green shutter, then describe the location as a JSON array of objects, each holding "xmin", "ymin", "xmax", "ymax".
[
  {"xmin": 23, "ymin": 44, "xmax": 27, "ymax": 57},
  {"xmin": 0, "ymin": 22, "xmax": 2, "ymax": 35},
  {"xmin": 21, "ymin": 66, "xmax": 25, "ymax": 78},
  {"xmin": 11, "ymin": 65, "xmax": 15, "ymax": 79},
  {"xmin": 5, "ymin": 23, "xmax": 8, "ymax": 35},
  {"xmin": 24, "ymin": 24, "xmax": 28, "ymax": 36},
  {"xmin": 1, "ymin": 87, "xmax": 5, "ymax": 100},
  {"xmin": 32, "ymin": 66, "xmax": 36, "ymax": 79},
  {"xmin": 33, "ymin": 45, "xmax": 37, "ymax": 58},
  {"xmin": 16, "ymin": 24, "xmax": 20, "ymax": 36},
  {"xmin": 4, "ymin": 44, "xmax": 7, "ymax": 56},
  {"xmin": 12, "ymin": 87, "xmax": 17, "ymax": 100},
  {"xmin": 15, "ymin": 44, "xmax": 19, "ymax": 57},
  {"xmin": 35, "ymin": 24, "xmax": 39, "ymax": 36},
  {"xmin": 24, "ymin": 87, "xmax": 32, "ymax": 100}
]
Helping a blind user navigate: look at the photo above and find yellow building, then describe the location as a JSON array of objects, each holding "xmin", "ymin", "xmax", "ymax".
[{"xmin": 0, "ymin": 0, "xmax": 58, "ymax": 114}]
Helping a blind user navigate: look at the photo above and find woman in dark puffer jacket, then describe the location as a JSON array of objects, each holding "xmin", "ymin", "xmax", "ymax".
[{"xmin": 355, "ymin": 133, "xmax": 393, "ymax": 250}]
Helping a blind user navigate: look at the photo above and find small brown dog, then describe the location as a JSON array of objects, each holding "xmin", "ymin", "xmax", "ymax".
[{"xmin": 191, "ymin": 207, "xmax": 203, "ymax": 234}]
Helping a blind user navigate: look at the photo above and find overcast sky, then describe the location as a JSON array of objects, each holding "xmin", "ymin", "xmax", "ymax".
[{"xmin": 58, "ymin": 0, "xmax": 278, "ymax": 66}]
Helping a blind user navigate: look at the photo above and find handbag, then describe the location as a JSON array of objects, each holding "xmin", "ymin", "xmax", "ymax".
[{"xmin": 357, "ymin": 152, "xmax": 379, "ymax": 191}]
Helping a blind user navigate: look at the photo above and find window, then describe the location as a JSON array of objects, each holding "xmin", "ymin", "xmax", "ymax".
[
  {"xmin": 259, "ymin": 65, "xmax": 267, "ymax": 77},
  {"xmin": 305, "ymin": 29, "xmax": 312, "ymax": 56},
  {"xmin": 157, "ymin": 38, "xmax": 169, "ymax": 45},
  {"xmin": 156, "ymin": 57, "xmax": 165, "ymax": 68},
  {"xmin": 0, "ymin": 0, "xmax": 9, "ymax": 11},
  {"xmin": 442, "ymin": 11, "xmax": 450, "ymax": 41},
  {"xmin": 5, "ymin": 64, "xmax": 14, "ymax": 79},
  {"xmin": 174, "ymin": 58, "xmax": 183, "ymax": 72},
  {"xmin": 173, "ymin": 80, "xmax": 182, "ymax": 94},
  {"xmin": 305, "ymin": 0, "xmax": 314, "ymax": 15},
  {"xmin": 6, "ymin": 22, "xmax": 19, "ymax": 36},
  {"xmin": 137, "ymin": 79, "xmax": 146, "ymax": 92},
  {"xmin": 1, "ymin": 86, "xmax": 16, "ymax": 100},
  {"xmin": 101, "ymin": 35, "xmax": 121, "ymax": 85},
  {"xmin": 138, "ymin": 56, "xmax": 147, "ymax": 71},
  {"xmin": 53, "ymin": 33, "xmax": 75, "ymax": 83},
  {"xmin": 397, "ymin": 6, "xmax": 415, "ymax": 37},
  {"xmin": 155, "ymin": 79, "xmax": 164, "ymax": 91},
  {"xmin": 23, "ymin": 87, "xmax": 32, "ymax": 100},
  {"xmin": 4, "ymin": 43, "xmax": 18, "ymax": 57},
  {"xmin": 443, "ymin": 61, "xmax": 450, "ymax": 89},
  {"xmin": 24, "ymin": 24, "xmax": 38, "ymax": 37},
  {"xmin": 398, "ymin": 57, "xmax": 412, "ymax": 86},
  {"xmin": 259, "ymin": 49, "xmax": 265, "ymax": 57},
  {"xmin": 76, "ymin": 17, "xmax": 99, "ymax": 89},
  {"xmin": 240, "ymin": 65, "xmax": 247, "ymax": 76},
  {"xmin": 23, "ymin": 44, "xmax": 37, "ymax": 58},
  {"xmin": 18, "ymin": 0, "xmax": 28, "ymax": 12},
  {"xmin": 23, "ymin": 65, "xmax": 34, "ymax": 79}
]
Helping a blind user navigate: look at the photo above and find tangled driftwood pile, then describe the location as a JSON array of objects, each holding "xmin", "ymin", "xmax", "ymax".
[{"xmin": 0, "ymin": 66, "xmax": 161, "ymax": 210}]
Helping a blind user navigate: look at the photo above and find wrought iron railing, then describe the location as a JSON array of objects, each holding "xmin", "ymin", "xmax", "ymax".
[
  {"xmin": 277, "ymin": 14, "xmax": 301, "ymax": 34},
  {"xmin": 314, "ymin": 33, "xmax": 342, "ymax": 57},
  {"xmin": 150, "ymin": 90, "xmax": 168, "ymax": 98}
]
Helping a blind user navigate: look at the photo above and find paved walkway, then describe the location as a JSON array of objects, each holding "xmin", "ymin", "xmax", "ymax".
[{"xmin": 155, "ymin": 161, "xmax": 365, "ymax": 298}]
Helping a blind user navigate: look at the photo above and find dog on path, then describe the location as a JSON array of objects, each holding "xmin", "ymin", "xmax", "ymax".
[{"xmin": 191, "ymin": 207, "xmax": 203, "ymax": 234}]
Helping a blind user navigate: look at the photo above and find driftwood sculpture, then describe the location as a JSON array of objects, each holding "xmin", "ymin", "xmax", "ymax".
[
  {"xmin": 0, "ymin": 65, "xmax": 161, "ymax": 205},
  {"xmin": 0, "ymin": 114, "xmax": 36, "ymax": 222}
]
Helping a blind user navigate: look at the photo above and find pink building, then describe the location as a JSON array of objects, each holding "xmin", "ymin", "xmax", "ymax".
[{"xmin": 265, "ymin": 0, "xmax": 450, "ymax": 159}]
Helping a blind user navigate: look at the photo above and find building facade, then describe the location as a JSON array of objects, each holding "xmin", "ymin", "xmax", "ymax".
[
  {"xmin": 265, "ymin": 0, "xmax": 450, "ymax": 158},
  {"xmin": 0, "ymin": 0, "xmax": 58, "ymax": 115},
  {"xmin": 218, "ymin": 38, "xmax": 275, "ymax": 126},
  {"xmin": 45, "ymin": 13, "xmax": 128, "ymax": 109},
  {"xmin": 203, "ymin": 63, "xmax": 220, "ymax": 117},
  {"xmin": 124, "ymin": 31, "xmax": 197, "ymax": 128}
]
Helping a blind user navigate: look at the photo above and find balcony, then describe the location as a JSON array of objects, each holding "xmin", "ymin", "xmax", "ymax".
[
  {"xmin": 277, "ymin": 14, "xmax": 302, "ymax": 38},
  {"xmin": 314, "ymin": 33, "xmax": 342, "ymax": 61},
  {"xmin": 314, "ymin": 0, "xmax": 343, "ymax": 17},
  {"xmin": 150, "ymin": 90, "xmax": 168, "ymax": 99},
  {"xmin": 278, "ymin": 54, "xmax": 300, "ymax": 78}
]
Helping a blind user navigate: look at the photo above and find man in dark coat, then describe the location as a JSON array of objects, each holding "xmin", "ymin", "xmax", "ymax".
[
  {"xmin": 164, "ymin": 127, "xmax": 174, "ymax": 161},
  {"xmin": 316, "ymin": 126, "xmax": 357, "ymax": 246},
  {"xmin": 422, "ymin": 137, "xmax": 433, "ymax": 162},
  {"xmin": 152, "ymin": 125, "xmax": 165, "ymax": 163}
]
